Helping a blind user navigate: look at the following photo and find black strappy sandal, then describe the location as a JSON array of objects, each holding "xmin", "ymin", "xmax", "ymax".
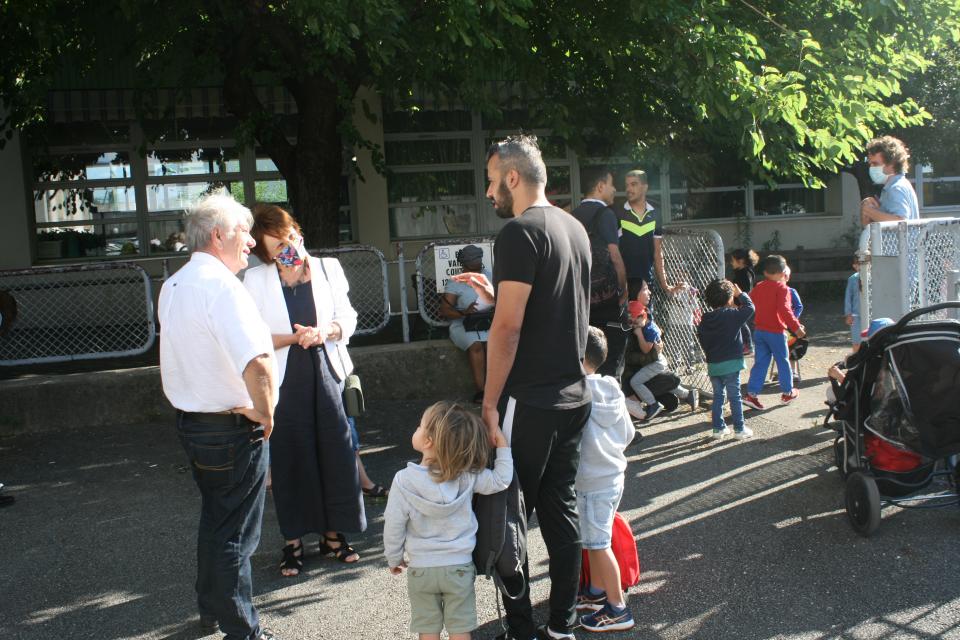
[
  {"xmin": 362, "ymin": 483, "xmax": 389, "ymax": 500},
  {"xmin": 280, "ymin": 542, "xmax": 303, "ymax": 577},
  {"xmin": 319, "ymin": 533, "xmax": 359, "ymax": 563}
]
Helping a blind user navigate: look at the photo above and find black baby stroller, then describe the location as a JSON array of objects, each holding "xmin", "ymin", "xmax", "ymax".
[{"xmin": 825, "ymin": 302, "xmax": 960, "ymax": 536}]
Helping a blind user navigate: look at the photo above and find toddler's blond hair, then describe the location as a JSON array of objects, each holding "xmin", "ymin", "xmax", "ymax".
[{"xmin": 419, "ymin": 401, "xmax": 492, "ymax": 483}]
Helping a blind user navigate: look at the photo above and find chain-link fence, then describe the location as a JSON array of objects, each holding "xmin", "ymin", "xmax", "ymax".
[
  {"xmin": 414, "ymin": 237, "xmax": 496, "ymax": 327},
  {"xmin": 412, "ymin": 229, "xmax": 724, "ymax": 393},
  {"xmin": 312, "ymin": 245, "xmax": 391, "ymax": 335},
  {"xmin": 654, "ymin": 228, "xmax": 726, "ymax": 394},
  {"xmin": 858, "ymin": 218, "xmax": 960, "ymax": 327},
  {"xmin": 0, "ymin": 263, "xmax": 156, "ymax": 365}
]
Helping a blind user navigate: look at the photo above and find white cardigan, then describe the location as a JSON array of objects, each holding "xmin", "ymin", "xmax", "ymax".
[{"xmin": 243, "ymin": 256, "xmax": 357, "ymax": 386}]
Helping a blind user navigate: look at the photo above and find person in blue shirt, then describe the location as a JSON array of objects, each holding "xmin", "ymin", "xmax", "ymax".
[
  {"xmin": 860, "ymin": 136, "xmax": 919, "ymax": 225},
  {"xmin": 783, "ymin": 266, "xmax": 804, "ymax": 319},
  {"xmin": 440, "ymin": 245, "xmax": 494, "ymax": 404},
  {"xmin": 844, "ymin": 255, "xmax": 862, "ymax": 353},
  {"xmin": 697, "ymin": 279, "xmax": 755, "ymax": 439}
]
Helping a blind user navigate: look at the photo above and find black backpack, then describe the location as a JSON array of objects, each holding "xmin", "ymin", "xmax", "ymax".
[
  {"xmin": 580, "ymin": 203, "xmax": 620, "ymax": 307},
  {"xmin": 473, "ymin": 471, "xmax": 528, "ymax": 600}
]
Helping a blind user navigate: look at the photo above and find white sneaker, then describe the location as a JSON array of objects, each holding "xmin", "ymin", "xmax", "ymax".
[
  {"xmin": 711, "ymin": 426, "xmax": 731, "ymax": 439},
  {"xmin": 734, "ymin": 426, "xmax": 754, "ymax": 439},
  {"xmin": 625, "ymin": 397, "xmax": 645, "ymax": 420}
]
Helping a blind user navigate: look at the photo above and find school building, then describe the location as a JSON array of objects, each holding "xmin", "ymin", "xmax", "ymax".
[{"xmin": 2, "ymin": 85, "xmax": 959, "ymax": 275}]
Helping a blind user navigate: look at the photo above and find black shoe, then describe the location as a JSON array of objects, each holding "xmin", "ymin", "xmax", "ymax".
[
  {"xmin": 495, "ymin": 632, "xmax": 533, "ymax": 640},
  {"xmin": 198, "ymin": 615, "xmax": 218, "ymax": 634}
]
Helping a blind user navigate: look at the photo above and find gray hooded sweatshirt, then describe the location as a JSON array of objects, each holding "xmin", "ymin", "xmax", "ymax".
[
  {"xmin": 576, "ymin": 374, "xmax": 635, "ymax": 494},
  {"xmin": 383, "ymin": 447, "xmax": 513, "ymax": 569}
]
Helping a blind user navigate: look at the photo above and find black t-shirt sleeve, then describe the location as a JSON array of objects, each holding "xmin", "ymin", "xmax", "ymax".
[
  {"xmin": 652, "ymin": 207, "xmax": 663, "ymax": 236},
  {"xmin": 599, "ymin": 207, "xmax": 619, "ymax": 246},
  {"xmin": 494, "ymin": 221, "xmax": 539, "ymax": 286}
]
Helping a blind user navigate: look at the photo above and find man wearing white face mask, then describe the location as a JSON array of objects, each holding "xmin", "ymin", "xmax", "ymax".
[{"xmin": 860, "ymin": 136, "xmax": 920, "ymax": 226}]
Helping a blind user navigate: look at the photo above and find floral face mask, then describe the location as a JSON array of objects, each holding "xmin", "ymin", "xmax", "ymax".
[{"xmin": 275, "ymin": 234, "xmax": 306, "ymax": 267}]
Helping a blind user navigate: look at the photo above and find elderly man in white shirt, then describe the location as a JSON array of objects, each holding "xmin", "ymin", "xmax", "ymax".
[{"xmin": 159, "ymin": 193, "xmax": 279, "ymax": 640}]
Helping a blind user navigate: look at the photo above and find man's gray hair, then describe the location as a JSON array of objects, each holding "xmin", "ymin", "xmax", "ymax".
[
  {"xmin": 185, "ymin": 193, "xmax": 253, "ymax": 252},
  {"xmin": 486, "ymin": 134, "xmax": 547, "ymax": 187}
]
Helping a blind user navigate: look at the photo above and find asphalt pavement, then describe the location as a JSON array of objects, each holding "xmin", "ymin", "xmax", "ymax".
[{"xmin": 3, "ymin": 301, "xmax": 960, "ymax": 640}]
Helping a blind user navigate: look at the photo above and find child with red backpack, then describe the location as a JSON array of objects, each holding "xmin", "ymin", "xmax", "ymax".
[{"xmin": 574, "ymin": 327, "xmax": 637, "ymax": 633}]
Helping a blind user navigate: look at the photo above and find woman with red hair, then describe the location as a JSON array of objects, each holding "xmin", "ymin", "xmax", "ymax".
[{"xmin": 244, "ymin": 204, "xmax": 365, "ymax": 577}]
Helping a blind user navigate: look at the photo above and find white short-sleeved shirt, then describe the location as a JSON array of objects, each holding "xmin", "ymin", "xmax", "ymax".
[{"xmin": 159, "ymin": 252, "xmax": 278, "ymax": 412}]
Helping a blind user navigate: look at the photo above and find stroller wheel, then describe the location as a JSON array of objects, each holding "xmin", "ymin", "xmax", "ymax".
[
  {"xmin": 845, "ymin": 472, "xmax": 881, "ymax": 537},
  {"xmin": 834, "ymin": 438, "xmax": 849, "ymax": 480}
]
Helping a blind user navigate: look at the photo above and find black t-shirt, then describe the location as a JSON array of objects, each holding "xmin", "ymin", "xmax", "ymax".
[
  {"xmin": 571, "ymin": 200, "xmax": 619, "ymax": 246},
  {"xmin": 571, "ymin": 200, "xmax": 624, "ymax": 323},
  {"xmin": 617, "ymin": 203, "xmax": 662, "ymax": 284},
  {"xmin": 493, "ymin": 205, "xmax": 592, "ymax": 410}
]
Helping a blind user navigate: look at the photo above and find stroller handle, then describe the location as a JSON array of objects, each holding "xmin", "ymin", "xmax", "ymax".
[{"xmin": 892, "ymin": 301, "xmax": 960, "ymax": 331}]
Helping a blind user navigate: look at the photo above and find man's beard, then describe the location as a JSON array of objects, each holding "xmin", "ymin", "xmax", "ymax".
[{"xmin": 493, "ymin": 181, "xmax": 514, "ymax": 219}]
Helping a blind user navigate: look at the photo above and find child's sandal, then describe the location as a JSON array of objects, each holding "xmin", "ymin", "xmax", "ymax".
[
  {"xmin": 319, "ymin": 533, "xmax": 360, "ymax": 563},
  {"xmin": 280, "ymin": 542, "xmax": 303, "ymax": 577}
]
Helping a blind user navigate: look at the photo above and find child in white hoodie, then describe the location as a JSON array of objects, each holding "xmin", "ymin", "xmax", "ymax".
[
  {"xmin": 575, "ymin": 327, "xmax": 637, "ymax": 633},
  {"xmin": 384, "ymin": 401, "xmax": 512, "ymax": 640}
]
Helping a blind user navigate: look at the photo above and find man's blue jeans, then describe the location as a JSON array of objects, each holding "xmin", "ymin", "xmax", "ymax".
[
  {"xmin": 710, "ymin": 371, "xmax": 744, "ymax": 431},
  {"xmin": 747, "ymin": 329, "xmax": 793, "ymax": 395},
  {"xmin": 176, "ymin": 413, "xmax": 268, "ymax": 640}
]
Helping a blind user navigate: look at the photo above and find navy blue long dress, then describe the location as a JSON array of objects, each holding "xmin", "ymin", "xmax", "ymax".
[{"xmin": 270, "ymin": 280, "xmax": 366, "ymax": 540}]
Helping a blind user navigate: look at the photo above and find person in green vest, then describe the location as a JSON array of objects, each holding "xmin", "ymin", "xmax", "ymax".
[{"xmin": 619, "ymin": 170, "xmax": 685, "ymax": 302}]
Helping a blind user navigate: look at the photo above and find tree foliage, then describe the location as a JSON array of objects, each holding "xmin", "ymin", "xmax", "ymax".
[
  {"xmin": 895, "ymin": 39, "xmax": 960, "ymax": 174},
  {"xmin": 1, "ymin": 0, "xmax": 958, "ymax": 245}
]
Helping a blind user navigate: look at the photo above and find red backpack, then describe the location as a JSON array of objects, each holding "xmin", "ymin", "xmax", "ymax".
[{"xmin": 579, "ymin": 512, "xmax": 641, "ymax": 592}]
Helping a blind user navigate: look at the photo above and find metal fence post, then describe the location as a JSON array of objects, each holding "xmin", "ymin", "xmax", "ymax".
[
  {"xmin": 397, "ymin": 242, "xmax": 410, "ymax": 343},
  {"xmin": 897, "ymin": 221, "xmax": 910, "ymax": 318},
  {"xmin": 947, "ymin": 270, "xmax": 960, "ymax": 320},
  {"xmin": 857, "ymin": 227, "xmax": 872, "ymax": 333}
]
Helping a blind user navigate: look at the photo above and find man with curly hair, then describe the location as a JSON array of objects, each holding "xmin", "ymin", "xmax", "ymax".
[{"xmin": 860, "ymin": 135, "xmax": 920, "ymax": 226}]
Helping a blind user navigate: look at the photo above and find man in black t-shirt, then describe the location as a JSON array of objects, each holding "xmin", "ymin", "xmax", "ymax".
[
  {"xmin": 454, "ymin": 134, "xmax": 591, "ymax": 640},
  {"xmin": 572, "ymin": 166, "xmax": 628, "ymax": 379}
]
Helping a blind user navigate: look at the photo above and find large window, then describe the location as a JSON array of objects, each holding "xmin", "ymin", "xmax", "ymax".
[
  {"xmin": 384, "ymin": 107, "xmax": 832, "ymax": 240},
  {"xmin": 384, "ymin": 106, "xmax": 582, "ymax": 239},
  {"xmin": 917, "ymin": 158, "xmax": 960, "ymax": 210},
  {"xmin": 30, "ymin": 123, "xmax": 356, "ymax": 261},
  {"xmin": 384, "ymin": 110, "xmax": 477, "ymax": 239},
  {"xmin": 34, "ymin": 141, "xmax": 141, "ymax": 258}
]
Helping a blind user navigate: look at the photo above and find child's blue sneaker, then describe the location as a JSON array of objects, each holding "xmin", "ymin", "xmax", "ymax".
[
  {"xmin": 643, "ymin": 402, "xmax": 663, "ymax": 421},
  {"xmin": 576, "ymin": 589, "xmax": 606, "ymax": 611},
  {"xmin": 711, "ymin": 426, "xmax": 731, "ymax": 439},
  {"xmin": 580, "ymin": 602, "xmax": 636, "ymax": 632}
]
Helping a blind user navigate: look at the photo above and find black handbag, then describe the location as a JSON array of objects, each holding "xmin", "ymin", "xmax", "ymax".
[
  {"xmin": 342, "ymin": 374, "xmax": 365, "ymax": 417},
  {"xmin": 462, "ymin": 311, "xmax": 494, "ymax": 332}
]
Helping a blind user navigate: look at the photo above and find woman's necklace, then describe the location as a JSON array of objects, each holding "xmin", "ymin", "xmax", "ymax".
[{"xmin": 279, "ymin": 262, "xmax": 310, "ymax": 293}]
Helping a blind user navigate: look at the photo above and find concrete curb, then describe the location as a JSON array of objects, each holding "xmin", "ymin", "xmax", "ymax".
[{"xmin": 0, "ymin": 340, "xmax": 475, "ymax": 436}]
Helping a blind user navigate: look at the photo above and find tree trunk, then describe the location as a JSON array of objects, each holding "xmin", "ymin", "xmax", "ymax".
[
  {"xmin": 288, "ymin": 91, "xmax": 345, "ymax": 249},
  {"xmin": 217, "ymin": 7, "xmax": 349, "ymax": 248}
]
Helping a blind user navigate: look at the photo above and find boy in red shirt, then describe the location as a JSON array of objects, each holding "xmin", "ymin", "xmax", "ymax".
[{"xmin": 742, "ymin": 255, "xmax": 806, "ymax": 410}]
